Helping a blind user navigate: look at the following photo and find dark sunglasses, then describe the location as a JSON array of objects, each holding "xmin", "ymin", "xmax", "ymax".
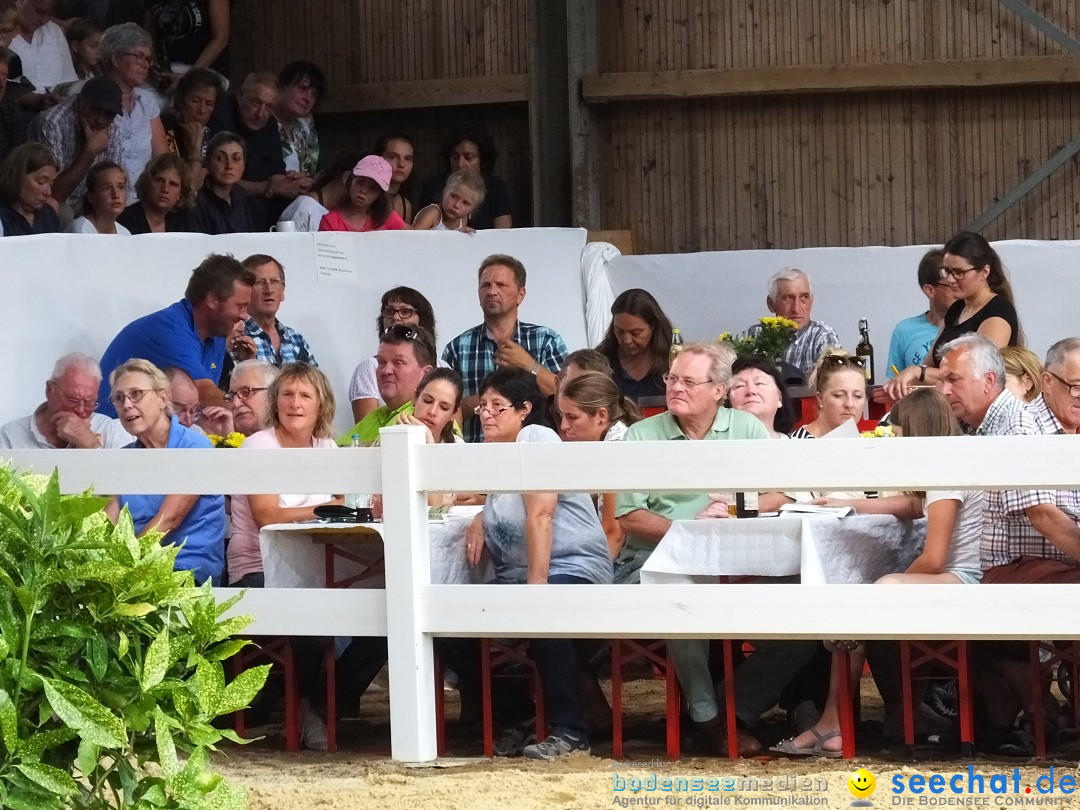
[{"xmin": 823, "ymin": 354, "xmax": 866, "ymax": 369}]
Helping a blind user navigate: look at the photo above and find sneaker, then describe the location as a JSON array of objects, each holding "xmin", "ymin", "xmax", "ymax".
[
  {"xmin": 522, "ymin": 733, "xmax": 591, "ymax": 761},
  {"xmin": 300, "ymin": 710, "xmax": 328, "ymax": 751},
  {"xmin": 994, "ymin": 729, "xmax": 1035, "ymax": 758},
  {"xmin": 925, "ymin": 681, "xmax": 959, "ymax": 720},
  {"xmin": 493, "ymin": 724, "xmax": 536, "ymax": 757}
]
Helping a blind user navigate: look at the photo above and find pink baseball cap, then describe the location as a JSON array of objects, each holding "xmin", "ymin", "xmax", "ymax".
[{"xmin": 352, "ymin": 155, "xmax": 393, "ymax": 191}]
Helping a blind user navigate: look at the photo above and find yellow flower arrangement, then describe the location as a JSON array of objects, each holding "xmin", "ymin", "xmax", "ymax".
[
  {"xmin": 717, "ymin": 316, "xmax": 800, "ymax": 366},
  {"xmin": 860, "ymin": 425, "xmax": 895, "ymax": 439},
  {"xmin": 206, "ymin": 432, "xmax": 245, "ymax": 448}
]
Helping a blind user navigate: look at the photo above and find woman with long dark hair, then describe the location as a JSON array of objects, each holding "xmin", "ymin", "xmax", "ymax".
[
  {"xmin": 418, "ymin": 125, "xmax": 512, "ymax": 229},
  {"xmin": 595, "ymin": 288, "xmax": 674, "ymax": 399}
]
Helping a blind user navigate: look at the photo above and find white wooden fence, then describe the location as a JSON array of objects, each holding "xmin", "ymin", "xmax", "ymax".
[{"xmin": 4, "ymin": 430, "xmax": 1079, "ymax": 762}]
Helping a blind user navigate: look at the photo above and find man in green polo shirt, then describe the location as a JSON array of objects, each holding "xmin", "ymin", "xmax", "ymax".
[
  {"xmin": 337, "ymin": 325, "xmax": 435, "ymax": 445},
  {"xmin": 615, "ymin": 342, "xmax": 814, "ymax": 757}
]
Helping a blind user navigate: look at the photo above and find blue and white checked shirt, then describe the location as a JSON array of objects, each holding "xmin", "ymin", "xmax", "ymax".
[
  {"xmin": 242, "ymin": 318, "xmax": 318, "ymax": 367},
  {"xmin": 442, "ymin": 320, "xmax": 569, "ymax": 442}
]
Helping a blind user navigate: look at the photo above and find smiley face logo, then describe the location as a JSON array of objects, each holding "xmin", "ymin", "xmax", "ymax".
[{"xmin": 848, "ymin": 768, "xmax": 876, "ymax": 798}]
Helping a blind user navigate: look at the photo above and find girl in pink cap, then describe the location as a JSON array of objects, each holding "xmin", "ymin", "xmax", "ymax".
[{"xmin": 318, "ymin": 154, "xmax": 409, "ymax": 232}]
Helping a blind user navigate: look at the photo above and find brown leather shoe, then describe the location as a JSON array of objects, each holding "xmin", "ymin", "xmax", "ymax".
[
  {"xmin": 683, "ymin": 716, "xmax": 763, "ymax": 757},
  {"xmin": 734, "ymin": 728, "xmax": 763, "ymax": 757}
]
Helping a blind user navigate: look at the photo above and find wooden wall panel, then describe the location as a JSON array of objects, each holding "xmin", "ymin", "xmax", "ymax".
[{"xmin": 595, "ymin": 1, "xmax": 1080, "ymax": 252}]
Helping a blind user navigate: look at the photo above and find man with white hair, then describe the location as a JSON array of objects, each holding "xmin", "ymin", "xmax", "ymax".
[
  {"xmin": 200, "ymin": 359, "xmax": 280, "ymax": 437},
  {"xmin": 757, "ymin": 267, "xmax": 841, "ymax": 377},
  {"xmin": 937, "ymin": 333, "xmax": 1021, "ymax": 435},
  {"xmin": 0, "ymin": 353, "xmax": 129, "ymax": 449}
]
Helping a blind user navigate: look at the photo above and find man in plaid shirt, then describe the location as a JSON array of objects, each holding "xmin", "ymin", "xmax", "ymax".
[
  {"xmin": 937, "ymin": 334, "xmax": 1022, "ymax": 435},
  {"xmin": 750, "ymin": 268, "xmax": 841, "ymax": 377},
  {"xmin": 231, "ymin": 254, "xmax": 317, "ymax": 368},
  {"xmin": 442, "ymin": 254, "xmax": 568, "ymax": 442}
]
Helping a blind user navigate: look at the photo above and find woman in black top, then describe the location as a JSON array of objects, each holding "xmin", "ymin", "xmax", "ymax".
[
  {"xmin": 418, "ymin": 125, "xmax": 512, "ymax": 229},
  {"xmin": 159, "ymin": 68, "xmax": 222, "ymax": 186},
  {"xmin": 118, "ymin": 153, "xmax": 195, "ymax": 233},
  {"xmin": 594, "ymin": 288, "xmax": 673, "ymax": 399},
  {"xmin": 145, "ymin": 0, "xmax": 231, "ymax": 81},
  {"xmin": 0, "ymin": 143, "xmax": 60, "ymax": 237},
  {"xmin": 886, "ymin": 231, "xmax": 1020, "ymax": 399}
]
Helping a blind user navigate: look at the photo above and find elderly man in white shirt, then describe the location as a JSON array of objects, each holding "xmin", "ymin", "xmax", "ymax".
[
  {"xmin": 0, "ymin": 353, "xmax": 130, "ymax": 449},
  {"xmin": 9, "ymin": 0, "xmax": 77, "ymax": 90}
]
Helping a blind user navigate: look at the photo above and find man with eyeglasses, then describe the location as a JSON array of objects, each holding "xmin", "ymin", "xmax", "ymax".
[
  {"xmin": 0, "ymin": 352, "xmax": 129, "ymax": 449},
  {"xmin": 98, "ymin": 253, "xmax": 254, "ymax": 417},
  {"xmin": 228, "ymin": 254, "xmax": 317, "ymax": 369},
  {"xmin": 886, "ymin": 248, "xmax": 958, "ymax": 377},
  {"xmin": 201, "ymin": 359, "xmax": 280, "ymax": 438},
  {"xmin": 336, "ymin": 325, "xmax": 435, "ymax": 446},
  {"xmin": 616, "ymin": 343, "xmax": 800, "ymax": 758},
  {"xmin": 164, "ymin": 366, "xmax": 206, "ymax": 433},
  {"xmin": 442, "ymin": 254, "xmax": 569, "ymax": 442}
]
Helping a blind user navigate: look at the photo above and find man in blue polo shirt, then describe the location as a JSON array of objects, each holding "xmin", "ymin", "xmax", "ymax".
[
  {"xmin": 97, "ymin": 254, "xmax": 255, "ymax": 416},
  {"xmin": 442, "ymin": 253, "xmax": 568, "ymax": 442}
]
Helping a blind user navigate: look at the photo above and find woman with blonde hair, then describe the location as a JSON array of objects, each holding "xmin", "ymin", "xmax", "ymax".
[
  {"xmin": 790, "ymin": 350, "xmax": 867, "ymax": 439},
  {"xmin": 1000, "ymin": 346, "xmax": 1042, "ymax": 403},
  {"xmin": 104, "ymin": 358, "xmax": 225, "ymax": 585}
]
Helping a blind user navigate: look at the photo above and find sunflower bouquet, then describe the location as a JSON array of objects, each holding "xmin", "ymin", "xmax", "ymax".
[{"xmin": 717, "ymin": 316, "xmax": 799, "ymax": 366}]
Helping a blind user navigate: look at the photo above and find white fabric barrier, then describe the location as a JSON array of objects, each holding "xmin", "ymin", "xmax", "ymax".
[
  {"xmin": 0, "ymin": 228, "xmax": 588, "ymax": 433},
  {"xmin": 596, "ymin": 239, "xmax": 1080, "ymax": 381}
]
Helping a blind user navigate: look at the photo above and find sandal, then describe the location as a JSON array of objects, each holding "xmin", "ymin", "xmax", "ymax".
[{"xmin": 769, "ymin": 727, "xmax": 843, "ymax": 758}]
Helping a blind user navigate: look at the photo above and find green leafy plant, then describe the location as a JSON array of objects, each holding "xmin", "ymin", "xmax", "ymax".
[{"xmin": 0, "ymin": 465, "xmax": 269, "ymax": 809}]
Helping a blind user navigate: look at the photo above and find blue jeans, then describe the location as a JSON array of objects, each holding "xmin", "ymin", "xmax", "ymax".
[{"xmin": 528, "ymin": 574, "xmax": 591, "ymax": 741}]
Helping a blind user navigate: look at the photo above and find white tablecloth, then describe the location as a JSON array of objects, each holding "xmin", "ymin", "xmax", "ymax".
[
  {"xmin": 260, "ymin": 514, "xmax": 492, "ymax": 588},
  {"xmin": 640, "ymin": 514, "xmax": 926, "ymax": 585}
]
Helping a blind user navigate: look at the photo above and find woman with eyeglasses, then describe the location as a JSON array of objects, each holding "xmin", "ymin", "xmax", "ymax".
[
  {"xmin": 348, "ymin": 286, "xmax": 440, "ymax": 422},
  {"xmin": 886, "ymin": 231, "xmax": 1021, "ymax": 400},
  {"xmin": 104, "ymin": 358, "xmax": 225, "ymax": 586},
  {"xmin": 464, "ymin": 368, "xmax": 612, "ymax": 760}
]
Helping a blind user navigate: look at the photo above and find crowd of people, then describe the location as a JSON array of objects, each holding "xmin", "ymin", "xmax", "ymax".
[
  {"xmin": 0, "ymin": 0, "xmax": 514, "ymax": 236},
  {"xmin": 0, "ymin": 0, "xmax": 1077, "ymax": 766},
  {"xmin": 2, "ymin": 225, "xmax": 1077, "ymax": 763}
]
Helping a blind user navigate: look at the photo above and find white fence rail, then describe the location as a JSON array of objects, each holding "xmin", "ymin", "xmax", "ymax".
[{"xmin": 4, "ymin": 429, "xmax": 1079, "ymax": 762}]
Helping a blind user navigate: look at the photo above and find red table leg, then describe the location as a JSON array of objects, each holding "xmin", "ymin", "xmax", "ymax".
[
  {"xmin": 836, "ymin": 648, "xmax": 856, "ymax": 759},
  {"xmin": 722, "ymin": 639, "xmax": 738, "ymax": 758}
]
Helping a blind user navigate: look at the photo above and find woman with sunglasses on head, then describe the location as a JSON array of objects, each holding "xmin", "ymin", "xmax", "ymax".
[
  {"xmin": 104, "ymin": 359, "xmax": 225, "ymax": 586},
  {"xmin": 790, "ymin": 350, "xmax": 866, "ymax": 439},
  {"xmin": 348, "ymin": 287, "xmax": 443, "ymax": 422},
  {"xmin": 464, "ymin": 367, "xmax": 612, "ymax": 760},
  {"xmin": 886, "ymin": 231, "xmax": 1021, "ymax": 400}
]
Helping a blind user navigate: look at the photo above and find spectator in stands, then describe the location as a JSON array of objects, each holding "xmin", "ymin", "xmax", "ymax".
[
  {"xmin": 230, "ymin": 253, "xmax": 318, "ymax": 367},
  {"xmin": 226, "ymin": 361, "xmax": 347, "ymax": 750},
  {"xmin": 349, "ymin": 285, "xmax": 437, "ymax": 422},
  {"xmin": 466, "ymin": 367, "xmax": 610, "ymax": 760},
  {"xmin": 160, "ymin": 67, "xmax": 222, "ymax": 186},
  {"xmin": 0, "ymin": 2, "xmax": 17, "ymax": 47},
  {"xmin": 145, "ymin": 0, "xmax": 230, "ymax": 82},
  {"xmin": 200, "ymin": 358, "xmax": 278, "ymax": 438},
  {"xmin": 337, "ymin": 325, "xmax": 436, "ymax": 446},
  {"xmin": 377, "ymin": 132, "xmax": 414, "ymax": 224},
  {"xmin": 789, "ymin": 351, "xmax": 866, "ymax": 439},
  {"xmin": 887, "ymin": 231, "xmax": 1021, "ymax": 400},
  {"xmin": 0, "ymin": 45, "xmax": 25, "ymax": 163},
  {"xmin": 756, "ymin": 267, "xmax": 841, "ymax": 379},
  {"xmin": 276, "ymin": 60, "xmax": 322, "ymax": 176},
  {"xmin": 29, "ymin": 74, "xmax": 121, "ymax": 211},
  {"xmin": 64, "ymin": 16, "xmax": 99, "ymax": 80},
  {"xmin": 0, "ymin": 352, "xmax": 129, "ymax": 448},
  {"xmin": 443, "ymin": 254, "xmax": 569, "ymax": 442},
  {"xmin": 773, "ymin": 387, "xmax": 980, "ymax": 759},
  {"xmin": 401, "ymin": 367, "xmax": 463, "ymax": 445},
  {"xmin": 65, "ymin": 159, "xmax": 129, "ymax": 233},
  {"xmin": 614, "ymin": 343, "xmax": 773, "ymax": 756},
  {"xmin": 209, "ymin": 72, "xmax": 307, "ymax": 226},
  {"xmin": 9, "ymin": 0, "xmax": 77, "ymax": 91},
  {"xmin": 117, "ymin": 152, "xmax": 194, "ymax": 233},
  {"xmin": 420, "ymin": 125, "xmax": 512, "ymax": 229},
  {"xmin": 98, "ymin": 23, "xmax": 167, "ymax": 201},
  {"xmin": 277, "ymin": 149, "xmax": 361, "ymax": 231},
  {"xmin": 318, "ymin": 154, "xmax": 407, "ymax": 232},
  {"xmin": 412, "ymin": 169, "xmax": 484, "ymax": 231},
  {"xmin": 190, "ymin": 130, "xmax": 255, "ymax": 233},
  {"xmin": 97, "ymin": 252, "xmax": 254, "ymax": 415},
  {"xmin": 937, "ymin": 334, "xmax": 1021, "ymax": 435},
  {"xmin": 104, "ymin": 358, "xmax": 225, "ymax": 585},
  {"xmin": 1000, "ymin": 346, "xmax": 1043, "ymax": 404},
  {"xmin": 976, "ymin": 337, "xmax": 1080, "ymax": 756},
  {"xmin": 595, "ymin": 288, "xmax": 673, "ymax": 399},
  {"xmin": 0, "ymin": 140, "xmax": 58, "ymax": 235},
  {"xmin": 164, "ymin": 365, "xmax": 204, "ymax": 430},
  {"xmin": 557, "ymin": 370, "xmax": 642, "ymax": 558},
  {"xmin": 549, "ymin": 347, "xmax": 613, "ymax": 426},
  {"xmin": 885, "ymin": 248, "xmax": 956, "ymax": 376}
]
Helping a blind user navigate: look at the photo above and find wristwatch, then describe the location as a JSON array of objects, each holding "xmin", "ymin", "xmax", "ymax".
[
  {"xmin": 264, "ymin": 180, "xmax": 274, "ymax": 198},
  {"xmin": 918, "ymin": 365, "xmax": 927, "ymax": 383},
  {"xmin": 529, "ymin": 362, "xmax": 540, "ymax": 376}
]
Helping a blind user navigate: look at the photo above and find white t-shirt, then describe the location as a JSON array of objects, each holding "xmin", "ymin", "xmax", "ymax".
[
  {"xmin": 924, "ymin": 489, "xmax": 983, "ymax": 575},
  {"xmin": 278, "ymin": 195, "xmax": 329, "ymax": 232},
  {"xmin": 0, "ymin": 409, "xmax": 131, "ymax": 449},
  {"xmin": 66, "ymin": 217, "xmax": 132, "ymax": 235},
  {"xmin": 10, "ymin": 21, "xmax": 77, "ymax": 90},
  {"xmin": 226, "ymin": 427, "xmax": 337, "ymax": 583}
]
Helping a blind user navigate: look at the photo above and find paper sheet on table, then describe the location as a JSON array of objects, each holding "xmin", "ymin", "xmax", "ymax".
[{"xmin": 821, "ymin": 418, "xmax": 861, "ymax": 438}]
